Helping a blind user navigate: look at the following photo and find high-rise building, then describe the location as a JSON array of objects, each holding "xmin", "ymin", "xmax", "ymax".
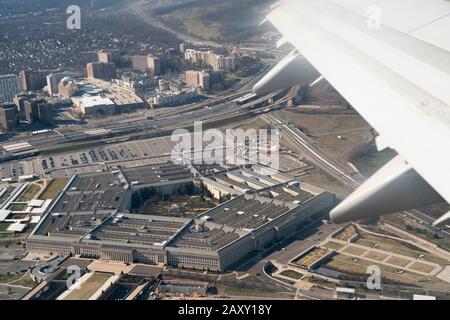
[
  {"xmin": 46, "ymin": 72, "xmax": 71, "ymax": 96},
  {"xmin": 37, "ymin": 102, "xmax": 54, "ymax": 122},
  {"xmin": 13, "ymin": 93, "xmax": 36, "ymax": 121},
  {"xmin": 131, "ymin": 55, "xmax": 161, "ymax": 74},
  {"xmin": 23, "ymin": 98, "xmax": 53, "ymax": 123},
  {"xmin": 86, "ymin": 62, "xmax": 117, "ymax": 81},
  {"xmin": 214, "ymin": 55, "xmax": 235, "ymax": 72},
  {"xmin": 98, "ymin": 51, "xmax": 120, "ymax": 64},
  {"xmin": 0, "ymin": 103, "xmax": 18, "ymax": 131},
  {"xmin": 185, "ymin": 70, "xmax": 211, "ymax": 91},
  {"xmin": 184, "ymin": 49, "xmax": 235, "ymax": 72},
  {"xmin": 19, "ymin": 70, "xmax": 47, "ymax": 91},
  {"xmin": 0, "ymin": 74, "xmax": 21, "ymax": 103}
]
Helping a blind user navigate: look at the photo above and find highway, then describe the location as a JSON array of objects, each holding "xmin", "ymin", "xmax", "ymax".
[
  {"xmin": 130, "ymin": 2, "xmax": 222, "ymax": 48},
  {"xmin": 0, "ymin": 65, "xmax": 273, "ymax": 157},
  {"xmin": 129, "ymin": 1, "xmax": 290, "ymax": 57},
  {"xmin": 263, "ymin": 113, "xmax": 361, "ymax": 186},
  {"xmin": 262, "ymin": 113, "xmax": 450, "ymax": 239}
]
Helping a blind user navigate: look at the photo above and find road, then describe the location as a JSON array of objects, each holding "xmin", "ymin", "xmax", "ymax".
[
  {"xmin": 233, "ymin": 219, "xmax": 342, "ymax": 295},
  {"xmin": 130, "ymin": 2, "xmax": 222, "ymax": 48},
  {"xmin": 263, "ymin": 113, "xmax": 361, "ymax": 186},
  {"xmin": 262, "ymin": 113, "xmax": 450, "ymax": 242},
  {"xmin": 0, "ymin": 63, "xmax": 271, "ymax": 159}
]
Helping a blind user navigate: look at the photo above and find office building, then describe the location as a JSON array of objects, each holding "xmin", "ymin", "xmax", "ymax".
[
  {"xmin": 151, "ymin": 87, "xmax": 200, "ymax": 107},
  {"xmin": 132, "ymin": 55, "xmax": 161, "ymax": 74},
  {"xmin": 13, "ymin": 93, "xmax": 36, "ymax": 120},
  {"xmin": 184, "ymin": 49, "xmax": 235, "ymax": 72},
  {"xmin": 72, "ymin": 96, "xmax": 116, "ymax": 116},
  {"xmin": 98, "ymin": 50, "xmax": 120, "ymax": 64},
  {"xmin": 19, "ymin": 70, "xmax": 47, "ymax": 91},
  {"xmin": 26, "ymin": 165, "xmax": 335, "ymax": 271},
  {"xmin": 0, "ymin": 74, "xmax": 21, "ymax": 103},
  {"xmin": 37, "ymin": 102, "xmax": 54, "ymax": 122},
  {"xmin": 185, "ymin": 70, "xmax": 210, "ymax": 91},
  {"xmin": 46, "ymin": 72, "xmax": 71, "ymax": 96},
  {"xmin": 185, "ymin": 70, "xmax": 224, "ymax": 91},
  {"xmin": 0, "ymin": 103, "xmax": 18, "ymax": 130},
  {"xmin": 23, "ymin": 98, "xmax": 53, "ymax": 123},
  {"xmin": 86, "ymin": 62, "xmax": 117, "ymax": 81}
]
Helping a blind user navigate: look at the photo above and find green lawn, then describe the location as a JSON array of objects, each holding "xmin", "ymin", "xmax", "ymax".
[
  {"xmin": 16, "ymin": 184, "xmax": 41, "ymax": 202},
  {"xmin": 280, "ymin": 269, "xmax": 303, "ymax": 280},
  {"xmin": 64, "ymin": 272, "xmax": 111, "ymax": 300},
  {"xmin": 38, "ymin": 179, "xmax": 69, "ymax": 200}
]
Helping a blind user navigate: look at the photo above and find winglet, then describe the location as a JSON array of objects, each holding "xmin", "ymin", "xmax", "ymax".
[
  {"xmin": 433, "ymin": 211, "xmax": 450, "ymax": 227},
  {"xmin": 330, "ymin": 155, "xmax": 444, "ymax": 224},
  {"xmin": 253, "ymin": 50, "xmax": 320, "ymax": 95}
]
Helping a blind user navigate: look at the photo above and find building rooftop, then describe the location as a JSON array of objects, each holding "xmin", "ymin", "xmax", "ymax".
[
  {"xmin": 169, "ymin": 221, "xmax": 241, "ymax": 251},
  {"xmin": 50, "ymin": 172, "xmax": 130, "ymax": 214},
  {"xmin": 122, "ymin": 163, "xmax": 193, "ymax": 187},
  {"xmin": 72, "ymin": 96, "xmax": 115, "ymax": 109}
]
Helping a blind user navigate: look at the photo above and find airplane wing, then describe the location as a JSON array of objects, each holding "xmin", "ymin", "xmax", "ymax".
[{"xmin": 254, "ymin": 0, "xmax": 450, "ymax": 226}]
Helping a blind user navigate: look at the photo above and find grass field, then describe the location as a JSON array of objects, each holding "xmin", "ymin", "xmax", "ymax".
[
  {"xmin": 8, "ymin": 204, "xmax": 27, "ymax": 212},
  {"xmin": 364, "ymin": 251, "xmax": 389, "ymax": 261},
  {"xmin": 161, "ymin": 7, "xmax": 222, "ymax": 40},
  {"xmin": 16, "ymin": 184, "xmax": 41, "ymax": 202},
  {"xmin": 157, "ymin": 0, "xmax": 272, "ymax": 42},
  {"xmin": 385, "ymin": 256, "xmax": 411, "ymax": 267},
  {"xmin": 301, "ymin": 167, "xmax": 352, "ymax": 199},
  {"xmin": 341, "ymin": 246, "xmax": 366, "ymax": 256},
  {"xmin": 7, "ymin": 273, "xmax": 37, "ymax": 288},
  {"xmin": 325, "ymin": 255, "xmax": 450, "ymax": 290},
  {"xmin": 64, "ymin": 272, "xmax": 111, "ymax": 300},
  {"xmin": 380, "ymin": 214, "xmax": 450, "ymax": 253},
  {"xmin": 38, "ymin": 179, "xmax": 69, "ymax": 200},
  {"xmin": 408, "ymin": 262, "xmax": 436, "ymax": 274},
  {"xmin": 279, "ymin": 269, "xmax": 303, "ymax": 280},
  {"xmin": 323, "ymin": 240, "xmax": 346, "ymax": 251},
  {"xmin": 0, "ymin": 273, "xmax": 23, "ymax": 284},
  {"xmin": 274, "ymin": 110, "xmax": 373, "ymax": 173},
  {"xmin": 356, "ymin": 229, "xmax": 449, "ymax": 265},
  {"xmin": 303, "ymin": 276, "xmax": 337, "ymax": 289}
]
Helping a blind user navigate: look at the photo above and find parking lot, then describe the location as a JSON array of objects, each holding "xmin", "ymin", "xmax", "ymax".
[{"xmin": 0, "ymin": 135, "xmax": 180, "ymax": 180}]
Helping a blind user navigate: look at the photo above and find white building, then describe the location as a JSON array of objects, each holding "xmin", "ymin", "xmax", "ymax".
[
  {"xmin": 151, "ymin": 87, "xmax": 200, "ymax": 107},
  {"xmin": 184, "ymin": 49, "xmax": 235, "ymax": 72},
  {"xmin": 0, "ymin": 74, "xmax": 21, "ymax": 103},
  {"xmin": 72, "ymin": 96, "xmax": 116, "ymax": 116}
]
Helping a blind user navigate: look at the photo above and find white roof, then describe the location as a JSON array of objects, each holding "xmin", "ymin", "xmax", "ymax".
[
  {"xmin": 30, "ymin": 216, "xmax": 41, "ymax": 224},
  {"xmin": 2, "ymin": 142, "xmax": 32, "ymax": 152},
  {"xmin": 336, "ymin": 287, "xmax": 355, "ymax": 294},
  {"xmin": 73, "ymin": 96, "xmax": 114, "ymax": 108},
  {"xmin": 28, "ymin": 199, "xmax": 45, "ymax": 207},
  {"xmin": 413, "ymin": 294, "xmax": 436, "ymax": 300},
  {"xmin": 7, "ymin": 223, "xmax": 27, "ymax": 232},
  {"xmin": 0, "ymin": 209, "xmax": 11, "ymax": 222}
]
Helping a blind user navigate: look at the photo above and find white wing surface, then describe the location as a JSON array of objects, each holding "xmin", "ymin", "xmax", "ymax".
[{"xmin": 255, "ymin": 0, "xmax": 450, "ymax": 225}]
